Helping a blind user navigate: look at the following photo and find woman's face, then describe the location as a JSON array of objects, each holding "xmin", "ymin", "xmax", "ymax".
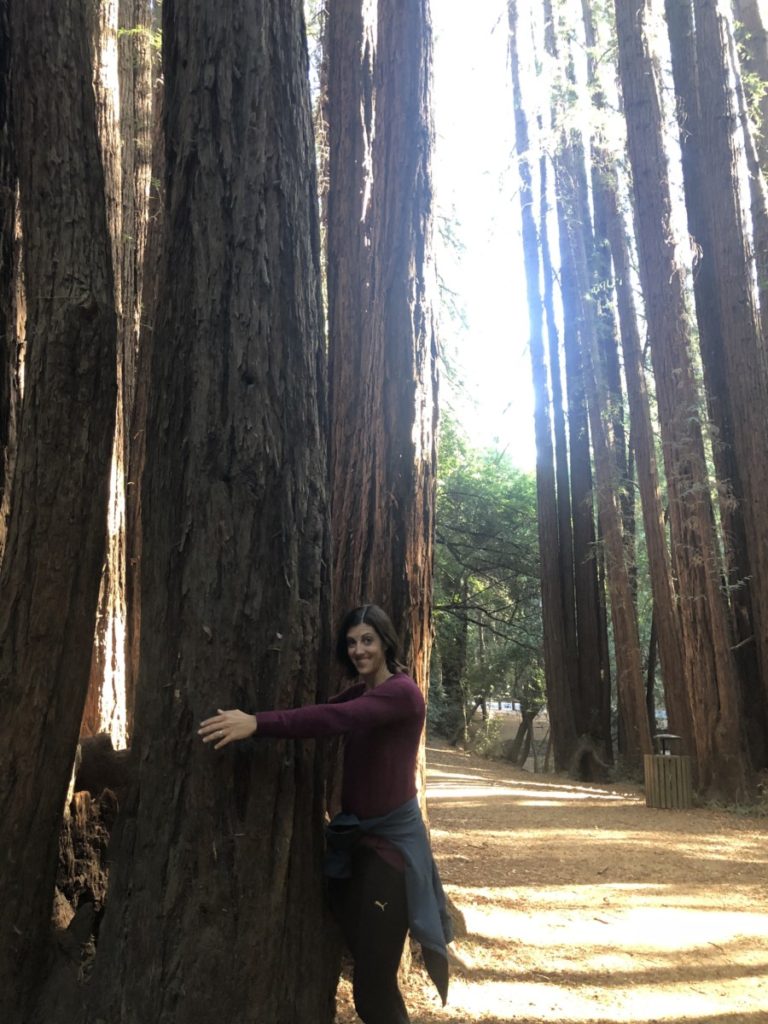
[{"xmin": 346, "ymin": 622, "xmax": 387, "ymax": 680}]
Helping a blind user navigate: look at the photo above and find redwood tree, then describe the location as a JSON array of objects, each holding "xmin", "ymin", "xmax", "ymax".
[
  {"xmin": 614, "ymin": 0, "xmax": 751, "ymax": 800},
  {"xmin": 80, "ymin": 2, "xmax": 336, "ymax": 1021},
  {"xmin": 509, "ymin": 0, "xmax": 578, "ymax": 770},
  {"xmin": 693, "ymin": 0, "xmax": 768, "ymax": 763},
  {"xmin": 0, "ymin": 0, "xmax": 117, "ymax": 1014},
  {"xmin": 326, "ymin": 0, "xmax": 438, "ymax": 697}
]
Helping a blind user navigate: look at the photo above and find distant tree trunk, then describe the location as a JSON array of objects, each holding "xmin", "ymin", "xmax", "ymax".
[
  {"xmin": 615, "ymin": 0, "xmax": 752, "ymax": 800},
  {"xmin": 732, "ymin": 0, "xmax": 768, "ymax": 171},
  {"xmin": 327, "ymin": 0, "xmax": 438, "ymax": 699},
  {"xmin": 507, "ymin": 708, "xmax": 536, "ymax": 766},
  {"xmin": 580, "ymin": 285, "xmax": 652, "ymax": 768},
  {"xmin": 549, "ymin": 30, "xmax": 649, "ymax": 767},
  {"xmin": 728, "ymin": 25, "xmax": 768, "ymax": 347},
  {"xmin": 695, "ymin": 0, "xmax": 768, "ymax": 766},
  {"xmin": 551, "ymin": 102, "xmax": 651, "ymax": 767},
  {"xmin": 544, "ymin": 0, "xmax": 610, "ymax": 756},
  {"xmin": 667, "ymin": 0, "xmax": 768, "ymax": 765},
  {"xmin": 509, "ymin": 0, "xmax": 578, "ymax": 770},
  {"xmin": 115, "ymin": 0, "xmax": 153, "ymax": 741},
  {"xmin": 540, "ymin": 144, "xmax": 580, "ymax": 718},
  {"xmin": 0, "ymin": 0, "xmax": 117, "ymax": 1015},
  {"xmin": 581, "ymin": 0, "xmax": 634, "ymax": 595},
  {"xmin": 439, "ymin": 588, "xmax": 470, "ymax": 745},
  {"xmin": 601, "ymin": 171, "xmax": 697, "ymax": 762},
  {"xmin": 646, "ymin": 612, "xmax": 658, "ymax": 730},
  {"xmin": 0, "ymin": 0, "xmax": 17, "ymax": 561},
  {"xmin": 118, "ymin": 0, "xmax": 153, "ymax": 430},
  {"xmin": 81, "ymin": 1, "xmax": 154, "ymax": 746},
  {"xmin": 78, "ymin": 2, "xmax": 336, "ymax": 1022},
  {"xmin": 82, "ymin": 0, "xmax": 129, "ymax": 747},
  {"xmin": 125, "ymin": 55, "xmax": 162, "ymax": 739}
]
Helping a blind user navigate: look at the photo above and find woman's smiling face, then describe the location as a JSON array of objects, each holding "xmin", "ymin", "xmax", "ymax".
[{"xmin": 345, "ymin": 623, "xmax": 389, "ymax": 684}]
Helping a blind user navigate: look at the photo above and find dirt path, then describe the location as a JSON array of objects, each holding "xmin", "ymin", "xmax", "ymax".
[{"xmin": 334, "ymin": 742, "xmax": 768, "ymax": 1023}]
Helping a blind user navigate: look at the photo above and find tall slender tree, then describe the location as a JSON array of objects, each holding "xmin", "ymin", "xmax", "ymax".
[
  {"xmin": 0, "ymin": 0, "xmax": 117, "ymax": 1014},
  {"xmin": 509, "ymin": 0, "xmax": 578, "ymax": 770},
  {"xmin": 601, "ymin": 177, "xmax": 697, "ymax": 761},
  {"xmin": 544, "ymin": 0, "xmax": 612, "ymax": 759}
]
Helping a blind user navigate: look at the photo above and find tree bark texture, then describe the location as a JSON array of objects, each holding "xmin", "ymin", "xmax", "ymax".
[
  {"xmin": 509, "ymin": 0, "xmax": 578, "ymax": 771},
  {"xmin": 82, "ymin": 2, "xmax": 335, "ymax": 1021},
  {"xmin": 540, "ymin": 152, "xmax": 579, "ymax": 717},
  {"xmin": 601, "ymin": 176, "xmax": 697, "ymax": 762},
  {"xmin": 0, "ymin": 0, "xmax": 117, "ymax": 1015},
  {"xmin": 666, "ymin": 0, "xmax": 767, "ymax": 764},
  {"xmin": 614, "ymin": 0, "xmax": 751, "ymax": 800},
  {"xmin": 125, "ymin": 67, "xmax": 164, "ymax": 741},
  {"xmin": 327, "ymin": 0, "xmax": 438, "ymax": 699},
  {"xmin": 82, "ymin": 0, "xmax": 129, "ymax": 747},
  {"xmin": 694, "ymin": 0, "xmax": 768, "ymax": 764},
  {"xmin": 550, "ymin": 86, "xmax": 651, "ymax": 765},
  {"xmin": 543, "ymin": 1, "xmax": 610, "ymax": 754},
  {"xmin": 0, "ymin": 0, "xmax": 16, "ymax": 562}
]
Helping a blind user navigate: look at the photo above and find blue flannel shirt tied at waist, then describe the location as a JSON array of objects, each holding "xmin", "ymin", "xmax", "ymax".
[{"xmin": 325, "ymin": 795, "xmax": 453, "ymax": 1005}]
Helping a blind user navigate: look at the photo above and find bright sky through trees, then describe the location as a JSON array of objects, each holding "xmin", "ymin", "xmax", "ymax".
[{"xmin": 432, "ymin": 0, "xmax": 535, "ymax": 468}]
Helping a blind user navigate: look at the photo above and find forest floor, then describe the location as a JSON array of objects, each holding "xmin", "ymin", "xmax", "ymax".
[{"xmin": 333, "ymin": 741, "xmax": 768, "ymax": 1024}]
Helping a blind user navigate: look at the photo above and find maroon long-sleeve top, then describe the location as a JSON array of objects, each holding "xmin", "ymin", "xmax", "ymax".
[{"xmin": 255, "ymin": 673, "xmax": 425, "ymax": 819}]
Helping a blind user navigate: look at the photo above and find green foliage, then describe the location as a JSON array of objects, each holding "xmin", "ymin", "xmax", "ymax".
[
  {"xmin": 431, "ymin": 415, "xmax": 544, "ymax": 741},
  {"xmin": 734, "ymin": 20, "xmax": 768, "ymax": 145},
  {"xmin": 117, "ymin": 24, "xmax": 161, "ymax": 52}
]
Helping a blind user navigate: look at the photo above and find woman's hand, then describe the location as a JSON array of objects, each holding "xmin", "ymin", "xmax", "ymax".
[{"xmin": 198, "ymin": 709, "xmax": 257, "ymax": 749}]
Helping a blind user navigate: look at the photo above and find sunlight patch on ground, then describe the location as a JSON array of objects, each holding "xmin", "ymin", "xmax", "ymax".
[
  {"xmin": 445, "ymin": 883, "xmax": 768, "ymax": 1022},
  {"xmin": 427, "ymin": 781, "xmax": 630, "ymax": 803},
  {"xmin": 444, "ymin": 973, "xmax": 767, "ymax": 1023}
]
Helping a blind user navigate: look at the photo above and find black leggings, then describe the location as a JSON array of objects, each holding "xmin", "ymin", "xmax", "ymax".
[{"xmin": 329, "ymin": 847, "xmax": 410, "ymax": 1024}]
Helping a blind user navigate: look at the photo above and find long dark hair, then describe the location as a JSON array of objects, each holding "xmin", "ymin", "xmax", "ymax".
[{"xmin": 335, "ymin": 604, "xmax": 406, "ymax": 677}]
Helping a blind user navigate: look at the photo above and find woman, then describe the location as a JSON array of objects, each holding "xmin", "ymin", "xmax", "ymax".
[{"xmin": 198, "ymin": 604, "xmax": 451, "ymax": 1024}]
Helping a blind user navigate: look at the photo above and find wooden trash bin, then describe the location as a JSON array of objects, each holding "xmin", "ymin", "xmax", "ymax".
[{"xmin": 644, "ymin": 734, "xmax": 693, "ymax": 809}]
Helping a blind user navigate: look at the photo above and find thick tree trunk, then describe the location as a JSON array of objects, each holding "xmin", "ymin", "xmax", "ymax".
[
  {"xmin": 615, "ymin": 0, "xmax": 751, "ymax": 800},
  {"xmin": 80, "ymin": 2, "xmax": 335, "ymax": 1021},
  {"xmin": 327, "ymin": 0, "xmax": 438, "ymax": 701},
  {"xmin": 0, "ymin": 0, "xmax": 117, "ymax": 1016},
  {"xmin": 509, "ymin": 0, "xmax": 578, "ymax": 770}
]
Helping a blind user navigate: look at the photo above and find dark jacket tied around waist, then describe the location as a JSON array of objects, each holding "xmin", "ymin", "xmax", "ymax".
[{"xmin": 325, "ymin": 796, "xmax": 453, "ymax": 1005}]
